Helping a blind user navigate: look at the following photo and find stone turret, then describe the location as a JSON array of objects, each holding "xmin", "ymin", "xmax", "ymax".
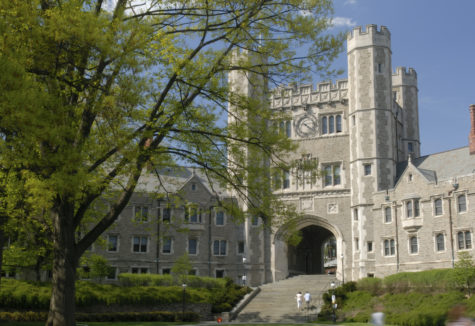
[
  {"xmin": 347, "ymin": 24, "xmax": 397, "ymax": 279},
  {"xmin": 392, "ymin": 67, "xmax": 420, "ymax": 160}
]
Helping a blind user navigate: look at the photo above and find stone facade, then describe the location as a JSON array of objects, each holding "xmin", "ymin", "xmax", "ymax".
[{"xmin": 84, "ymin": 25, "xmax": 474, "ymax": 287}]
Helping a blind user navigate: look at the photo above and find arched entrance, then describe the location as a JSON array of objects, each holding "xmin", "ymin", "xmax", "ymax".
[
  {"xmin": 272, "ymin": 216, "xmax": 343, "ymax": 281},
  {"xmin": 287, "ymin": 225, "xmax": 336, "ymax": 275}
]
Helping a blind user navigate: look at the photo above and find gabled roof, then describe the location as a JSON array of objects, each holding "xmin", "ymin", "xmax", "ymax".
[
  {"xmin": 134, "ymin": 166, "xmax": 228, "ymax": 197},
  {"xmin": 395, "ymin": 146, "xmax": 475, "ymax": 184}
]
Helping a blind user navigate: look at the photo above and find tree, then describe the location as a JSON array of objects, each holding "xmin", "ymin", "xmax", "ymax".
[
  {"xmin": 453, "ymin": 251, "xmax": 475, "ymax": 297},
  {"xmin": 0, "ymin": 0, "xmax": 343, "ymax": 325},
  {"xmin": 171, "ymin": 253, "xmax": 192, "ymax": 284}
]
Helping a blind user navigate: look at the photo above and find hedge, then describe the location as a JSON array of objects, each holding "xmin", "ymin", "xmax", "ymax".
[
  {"xmin": 0, "ymin": 276, "xmax": 250, "ymax": 313},
  {"xmin": 0, "ymin": 311, "xmax": 200, "ymax": 322}
]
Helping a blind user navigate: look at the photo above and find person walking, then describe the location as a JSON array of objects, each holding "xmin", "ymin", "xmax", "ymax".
[
  {"xmin": 296, "ymin": 291, "xmax": 303, "ymax": 311},
  {"xmin": 304, "ymin": 291, "xmax": 311, "ymax": 311},
  {"xmin": 370, "ymin": 304, "xmax": 385, "ymax": 326}
]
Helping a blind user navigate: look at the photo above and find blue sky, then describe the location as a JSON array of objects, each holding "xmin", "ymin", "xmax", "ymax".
[{"xmin": 328, "ymin": 0, "xmax": 475, "ymax": 155}]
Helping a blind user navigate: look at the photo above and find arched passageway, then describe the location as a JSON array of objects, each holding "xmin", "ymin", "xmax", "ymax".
[{"xmin": 287, "ymin": 225, "xmax": 336, "ymax": 275}]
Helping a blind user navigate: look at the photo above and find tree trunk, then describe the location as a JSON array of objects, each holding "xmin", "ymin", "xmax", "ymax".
[
  {"xmin": 46, "ymin": 204, "xmax": 78, "ymax": 326},
  {"xmin": 0, "ymin": 215, "xmax": 7, "ymax": 289}
]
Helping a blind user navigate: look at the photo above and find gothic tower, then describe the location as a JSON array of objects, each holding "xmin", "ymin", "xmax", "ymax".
[{"xmin": 347, "ymin": 25, "xmax": 397, "ymax": 279}]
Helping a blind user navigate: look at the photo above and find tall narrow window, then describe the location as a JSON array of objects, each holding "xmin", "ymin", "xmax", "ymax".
[
  {"xmin": 283, "ymin": 170, "xmax": 290, "ymax": 189},
  {"xmin": 162, "ymin": 238, "xmax": 172, "ymax": 254},
  {"xmin": 353, "ymin": 208, "xmax": 358, "ymax": 221},
  {"xmin": 364, "ymin": 164, "xmax": 372, "ymax": 176},
  {"xmin": 336, "ymin": 115, "xmax": 342, "ymax": 132},
  {"xmin": 188, "ymin": 238, "xmax": 198, "ymax": 255},
  {"xmin": 216, "ymin": 210, "xmax": 225, "ymax": 226},
  {"xmin": 406, "ymin": 201, "xmax": 413, "ymax": 218},
  {"xmin": 458, "ymin": 231, "xmax": 472, "ymax": 250},
  {"xmin": 414, "ymin": 199, "xmax": 420, "ymax": 217},
  {"xmin": 436, "ymin": 233, "xmax": 445, "ymax": 252},
  {"xmin": 162, "ymin": 207, "xmax": 171, "ymax": 222},
  {"xmin": 324, "ymin": 165, "xmax": 332, "ymax": 186},
  {"xmin": 322, "ymin": 117, "xmax": 328, "ymax": 134},
  {"xmin": 285, "ymin": 121, "xmax": 291, "ymax": 138},
  {"xmin": 329, "ymin": 116, "xmax": 335, "ymax": 133},
  {"xmin": 458, "ymin": 195, "xmax": 467, "ymax": 213},
  {"xmin": 434, "ymin": 198, "xmax": 443, "ymax": 216},
  {"xmin": 107, "ymin": 235, "xmax": 118, "ymax": 252},
  {"xmin": 410, "ymin": 236, "xmax": 418, "ymax": 254},
  {"xmin": 384, "ymin": 207, "xmax": 392, "ymax": 223},
  {"xmin": 333, "ymin": 165, "xmax": 341, "ymax": 185}
]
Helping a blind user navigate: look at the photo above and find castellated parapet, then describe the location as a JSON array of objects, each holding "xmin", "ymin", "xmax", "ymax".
[
  {"xmin": 270, "ymin": 80, "xmax": 348, "ymax": 109},
  {"xmin": 347, "ymin": 24, "xmax": 390, "ymax": 53},
  {"xmin": 392, "ymin": 67, "xmax": 417, "ymax": 87}
]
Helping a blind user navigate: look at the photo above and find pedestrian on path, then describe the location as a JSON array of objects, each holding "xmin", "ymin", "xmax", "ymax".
[
  {"xmin": 370, "ymin": 303, "xmax": 385, "ymax": 326},
  {"xmin": 304, "ymin": 291, "xmax": 311, "ymax": 310},
  {"xmin": 296, "ymin": 291, "xmax": 303, "ymax": 311}
]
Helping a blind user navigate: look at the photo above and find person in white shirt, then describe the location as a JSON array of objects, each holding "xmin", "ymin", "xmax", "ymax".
[
  {"xmin": 295, "ymin": 291, "xmax": 303, "ymax": 311},
  {"xmin": 304, "ymin": 291, "xmax": 311, "ymax": 310}
]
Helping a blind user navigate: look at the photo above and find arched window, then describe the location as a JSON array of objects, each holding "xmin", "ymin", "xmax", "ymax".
[
  {"xmin": 322, "ymin": 117, "xmax": 327, "ymax": 134},
  {"xmin": 436, "ymin": 233, "xmax": 445, "ymax": 251},
  {"xmin": 336, "ymin": 115, "xmax": 342, "ymax": 132}
]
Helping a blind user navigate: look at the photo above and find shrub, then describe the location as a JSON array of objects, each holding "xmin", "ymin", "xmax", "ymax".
[{"xmin": 357, "ymin": 277, "xmax": 383, "ymax": 295}]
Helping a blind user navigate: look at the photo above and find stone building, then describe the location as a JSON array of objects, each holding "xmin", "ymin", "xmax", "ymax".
[{"xmin": 91, "ymin": 24, "xmax": 474, "ymax": 286}]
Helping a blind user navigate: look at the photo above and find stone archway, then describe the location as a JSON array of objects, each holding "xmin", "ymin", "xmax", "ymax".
[{"xmin": 272, "ymin": 216, "xmax": 343, "ymax": 281}]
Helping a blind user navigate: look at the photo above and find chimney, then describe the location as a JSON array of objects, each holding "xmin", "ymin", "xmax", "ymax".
[{"xmin": 470, "ymin": 104, "xmax": 475, "ymax": 155}]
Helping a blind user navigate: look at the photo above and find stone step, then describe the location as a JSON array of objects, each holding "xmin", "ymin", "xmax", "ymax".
[{"xmin": 234, "ymin": 275, "xmax": 336, "ymax": 323}]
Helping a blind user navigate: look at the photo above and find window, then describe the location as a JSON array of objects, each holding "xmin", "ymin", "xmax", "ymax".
[
  {"xmin": 133, "ymin": 236, "xmax": 148, "ymax": 253},
  {"xmin": 107, "ymin": 235, "xmax": 118, "ymax": 252},
  {"xmin": 355, "ymin": 238, "xmax": 359, "ymax": 251},
  {"xmin": 322, "ymin": 117, "xmax": 328, "ymax": 134},
  {"xmin": 283, "ymin": 170, "xmax": 290, "ymax": 189},
  {"xmin": 191, "ymin": 183, "xmax": 197, "ymax": 191},
  {"xmin": 162, "ymin": 268, "xmax": 171, "ymax": 275},
  {"xmin": 285, "ymin": 121, "xmax": 291, "ymax": 138},
  {"xmin": 364, "ymin": 164, "xmax": 372, "ymax": 176},
  {"xmin": 213, "ymin": 240, "xmax": 227, "ymax": 256},
  {"xmin": 185, "ymin": 206, "xmax": 201, "ymax": 223},
  {"xmin": 367, "ymin": 241, "xmax": 373, "ymax": 253},
  {"xmin": 352, "ymin": 115, "xmax": 356, "ymax": 126},
  {"xmin": 215, "ymin": 269, "xmax": 225, "ymax": 278},
  {"xmin": 189, "ymin": 269, "xmax": 197, "ymax": 276},
  {"xmin": 134, "ymin": 206, "xmax": 149, "ymax": 222},
  {"xmin": 458, "ymin": 231, "xmax": 472, "ymax": 250},
  {"xmin": 377, "ymin": 63, "xmax": 382, "ymax": 73},
  {"xmin": 408, "ymin": 142, "xmax": 414, "ymax": 153},
  {"xmin": 162, "ymin": 207, "xmax": 171, "ymax": 223},
  {"xmin": 321, "ymin": 115, "xmax": 342, "ymax": 135},
  {"xmin": 323, "ymin": 164, "xmax": 341, "ymax": 187},
  {"xmin": 384, "ymin": 207, "xmax": 392, "ymax": 223},
  {"xmin": 188, "ymin": 238, "xmax": 198, "ymax": 255},
  {"xmin": 251, "ymin": 215, "xmax": 259, "ymax": 226},
  {"xmin": 131, "ymin": 267, "xmax": 148, "ymax": 274},
  {"xmin": 436, "ymin": 233, "xmax": 445, "ymax": 252},
  {"xmin": 353, "ymin": 208, "xmax": 358, "ymax": 221},
  {"xmin": 458, "ymin": 195, "xmax": 467, "ymax": 213},
  {"xmin": 405, "ymin": 199, "xmax": 420, "ymax": 218},
  {"xmin": 215, "ymin": 210, "xmax": 225, "ymax": 226},
  {"xmin": 410, "ymin": 236, "xmax": 418, "ymax": 254},
  {"xmin": 434, "ymin": 198, "xmax": 443, "ymax": 216},
  {"xmin": 384, "ymin": 239, "xmax": 395, "ymax": 256},
  {"xmin": 162, "ymin": 237, "xmax": 172, "ymax": 254},
  {"xmin": 238, "ymin": 241, "xmax": 245, "ymax": 254}
]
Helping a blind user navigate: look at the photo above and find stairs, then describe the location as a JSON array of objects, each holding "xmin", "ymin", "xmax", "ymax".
[{"xmin": 234, "ymin": 274, "xmax": 336, "ymax": 323}]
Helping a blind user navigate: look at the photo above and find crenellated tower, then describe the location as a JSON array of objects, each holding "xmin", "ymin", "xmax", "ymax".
[
  {"xmin": 347, "ymin": 25, "xmax": 397, "ymax": 279},
  {"xmin": 392, "ymin": 67, "xmax": 420, "ymax": 160}
]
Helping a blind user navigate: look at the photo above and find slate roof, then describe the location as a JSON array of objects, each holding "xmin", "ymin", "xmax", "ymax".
[
  {"xmin": 134, "ymin": 166, "xmax": 229, "ymax": 197},
  {"xmin": 396, "ymin": 146, "xmax": 475, "ymax": 184}
]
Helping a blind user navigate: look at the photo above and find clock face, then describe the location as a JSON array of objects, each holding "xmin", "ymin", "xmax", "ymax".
[{"xmin": 296, "ymin": 115, "xmax": 318, "ymax": 138}]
